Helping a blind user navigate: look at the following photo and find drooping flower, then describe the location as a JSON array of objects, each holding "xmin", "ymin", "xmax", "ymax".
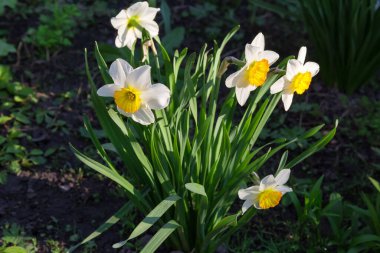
[
  {"xmin": 111, "ymin": 1, "xmax": 160, "ymax": 49},
  {"xmin": 97, "ymin": 58, "xmax": 170, "ymax": 125},
  {"xmin": 270, "ymin": 47, "xmax": 319, "ymax": 111},
  {"xmin": 238, "ymin": 169, "xmax": 292, "ymax": 213},
  {"xmin": 225, "ymin": 33, "xmax": 279, "ymax": 106}
]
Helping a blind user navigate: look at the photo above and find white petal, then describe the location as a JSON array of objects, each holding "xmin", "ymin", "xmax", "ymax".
[
  {"xmin": 109, "ymin": 59, "xmax": 128, "ymax": 86},
  {"xmin": 127, "ymin": 1, "xmax": 149, "ymax": 17},
  {"xmin": 225, "ymin": 67, "xmax": 246, "ymax": 88},
  {"xmin": 236, "ymin": 85, "xmax": 256, "ymax": 106},
  {"xmin": 282, "ymin": 93, "xmax": 294, "ymax": 111},
  {"xmin": 251, "ymin": 32, "xmax": 265, "ymax": 51},
  {"xmin": 260, "ymin": 175, "xmax": 276, "ymax": 191},
  {"xmin": 141, "ymin": 83, "xmax": 170, "ymax": 110},
  {"xmin": 286, "ymin": 59, "xmax": 302, "ymax": 81},
  {"xmin": 126, "ymin": 65, "xmax": 152, "ymax": 90},
  {"xmin": 276, "ymin": 185, "xmax": 293, "ymax": 194},
  {"xmin": 275, "ymin": 169, "xmax": 291, "ymax": 185},
  {"xmin": 117, "ymin": 25, "xmax": 127, "ymax": 38},
  {"xmin": 111, "ymin": 17, "xmax": 127, "ymax": 29},
  {"xmin": 117, "ymin": 106, "xmax": 132, "ymax": 117},
  {"xmin": 97, "ymin": 84, "xmax": 122, "ymax": 97},
  {"xmin": 245, "ymin": 44, "xmax": 260, "ymax": 63},
  {"xmin": 242, "ymin": 199, "xmax": 253, "ymax": 214},
  {"xmin": 259, "ymin": 50, "xmax": 279, "ymax": 65},
  {"xmin": 297, "ymin": 46, "xmax": 307, "ymax": 64},
  {"xmin": 132, "ymin": 27, "xmax": 142, "ymax": 39},
  {"xmin": 115, "ymin": 9, "xmax": 128, "ymax": 19},
  {"xmin": 141, "ymin": 7, "xmax": 160, "ymax": 20},
  {"xmin": 238, "ymin": 186, "xmax": 260, "ymax": 200},
  {"xmin": 270, "ymin": 77, "xmax": 285, "ymax": 94},
  {"xmin": 140, "ymin": 19, "xmax": 159, "ymax": 37},
  {"xmin": 304, "ymin": 61, "xmax": 319, "ymax": 77},
  {"xmin": 131, "ymin": 106, "xmax": 155, "ymax": 125},
  {"xmin": 253, "ymin": 200, "xmax": 262, "ymax": 209},
  {"xmin": 115, "ymin": 29, "xmax": 136, "ymax": 49}
]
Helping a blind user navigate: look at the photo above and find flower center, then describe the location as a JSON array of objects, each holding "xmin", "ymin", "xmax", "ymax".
[
  {"xmin": 127, "ymin": 16, "xmax": 140, "ymax": 28},
  {"xmin": 114, "ymin": 87, "xmax": 141, "ymax": 113},
  {"xmin": 290, "ymin": 72, "xmax": 312, "ymax": 94},
  {"xmin": 257, "ymin": 188, "xmax": 282, "ymax": 209},
  {"xmin": 245, "ymin": 59, "xmax": 270, "ymax": 87}
]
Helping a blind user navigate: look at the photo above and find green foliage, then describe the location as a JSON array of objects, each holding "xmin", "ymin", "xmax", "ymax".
[
  {"xmin": 299, "ymin": 0, "xmax": 380, "ymax": 94},
  {"xmin": 0, "ymin": 39, "xmax": 16, "ymax": 57},
  {"xmin": 0, "ymin": 0, "xmax": 17, "ymax": 15},
  {"xmin": 0, "ymin": 223, "xmax": 38, "ymax": 253},
  {"xmin": 72, "ymin": 23, "xmax": 337, "ymax": 252},
  {"xmin": 24, "ymin": 3, "xmax": 80, "ymax": 58}
]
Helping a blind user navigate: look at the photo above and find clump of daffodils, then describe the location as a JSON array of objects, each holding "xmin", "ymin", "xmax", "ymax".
[{"xmin": 73, "ymin": 1, "xmax": 335, "ymax": 253}]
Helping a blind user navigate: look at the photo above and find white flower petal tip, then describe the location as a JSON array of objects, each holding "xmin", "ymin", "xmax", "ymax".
[
  {"xmin": 238, "ymin": 170, "xmax": 292, "ymax": 210},
  {"xmin": 282, "ymin": 93, "xmax": 294, "ymax": 111},
  {"xmin": 297, "ymin": 46, "xmax": 307, "ymax": 64},
  {"xmin": 103, "ymin": 59, "xmax": 171, "ymax": 126},
  {"xmin": 251, "ymin": 32, "xmax": 265, "ymax": 51},
  {"xmin": 275, "ymin": 169, "xmax": 291, "ymax": 185},
  {"xmin": 97, "ymin": 84, "xmax": 121, "ymax": 97},
  {"xmin": 111, "ymin": 1, "xmax": 160, "ymax": 49}
]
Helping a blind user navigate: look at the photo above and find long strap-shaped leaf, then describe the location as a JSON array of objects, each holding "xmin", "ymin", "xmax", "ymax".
[
  {"xmin": 141, "ymin": 220, "xmax": 181, "ymax": 253},
  {"xmin": 70, "ymin": 144, "xmax": 148, "ymax": 212},
  {"xmin": 113, "ymin": 194, "xmax": 181, "ymax": 248},
  {"xmin": 68, "ymin": 201, "xmax": 133, "ymax": 253}
]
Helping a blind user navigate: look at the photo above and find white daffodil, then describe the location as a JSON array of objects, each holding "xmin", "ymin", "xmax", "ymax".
[
  {"xmin": 97, "ymin": 58, "xmax": 170, "ymax": 125},
  {"xmin": 238, "ymin": 169, "xmax": 292, "ymax": 213},
  {"xmin": 111, "ymin": 1, "xmax": 160, "ymax": 49},
  {"xmin": 225, "ymin": 33, "xmax": 279, "ymax": 106},
  {"xmin": 270, "ymin": 47, "xmax": 319, "ymax": 111}
]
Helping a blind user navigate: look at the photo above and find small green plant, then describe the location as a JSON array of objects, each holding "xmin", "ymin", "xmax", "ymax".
[
  {"xmin": 299, "ymin": 0, "xmax": 380, "ymax": 94},
  {"xmin": 24, "ymin": 3, "xmax": 80, "ymax": 60},
  {"xmin": 0, "ymin": 223, "xmax": 38, "ymax": 253}
]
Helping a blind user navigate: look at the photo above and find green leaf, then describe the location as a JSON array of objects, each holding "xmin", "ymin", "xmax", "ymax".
[
  {"xmin": 0, "ymin": 39, "xmax": 16, "ymax": 57},
  {"xmin": 12, "ymin": 112, "xmax": 30, "ymax": 124},
  {"xmin": 70, "ymin": 143, "xmax": 148, "ymax": 212},
  {"xmin": 3, "ymin": 246, "xmax": 27, "ymax": 253},
  {"xmin": 113, "ymin": 194, "xmax": 181, "ymax": 248},
  {"xmin": 140, "ymin": 220, "xmax": 180, "ymax": 253},
  {"xmin": 185, "ymin": 183, "xmax": 207, "ymax": 197},
  {"xmin": 162, "ymin": 27, "xmax": 185, "ymax": 53},
  {"xmin": 68, "ymin": 202, "xmax": 133, "ymax": 253},
  {"xmin": 0, "ymin": 115, "xmax": 12, "ymax": 124},
  {"xmin": 369, "ymin": 177, "xmax": 380, "ymax": 193},
  {"xmin": 30, "ymin": 149, "xmax": 43, "ymax": 156},
  {"xmin": 160, "ymin": 0, "xmax": 171, "ymax": 33}
]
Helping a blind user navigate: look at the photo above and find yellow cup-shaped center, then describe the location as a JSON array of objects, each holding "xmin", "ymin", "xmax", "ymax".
[
  {"xmin": 245, "ymin": 59, "xmax": 270, "ymax": 87},
  {"xmin": 290, "ymin": 72, "xmax": 312, "ymax": 94},
  {"xmin": 114, "ymin": 87, "xmax": 141, "ymax": 113},
  {"xmin": 257, "ymin": 188, "xmax": 282, "ymax": 209}
]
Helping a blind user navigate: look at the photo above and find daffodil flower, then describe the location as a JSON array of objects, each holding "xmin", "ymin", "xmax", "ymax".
[
  {"xmin": 111, "ymin": 1, "xmax": 160, "ymax": 49},
  {"xmin": 238, "ymin": 169, "xmax": 292, "ymax": 213},
  {"xmin": 270, "ymin": 47, "xmax": 319, "ymax": 111},
  {"xmin": 97, "ymin": 59, "xmax": 170, "ymax": 125},
  {"xmin": 225, "ymin": 33, "xmax": 279, "ymax": 106}
]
